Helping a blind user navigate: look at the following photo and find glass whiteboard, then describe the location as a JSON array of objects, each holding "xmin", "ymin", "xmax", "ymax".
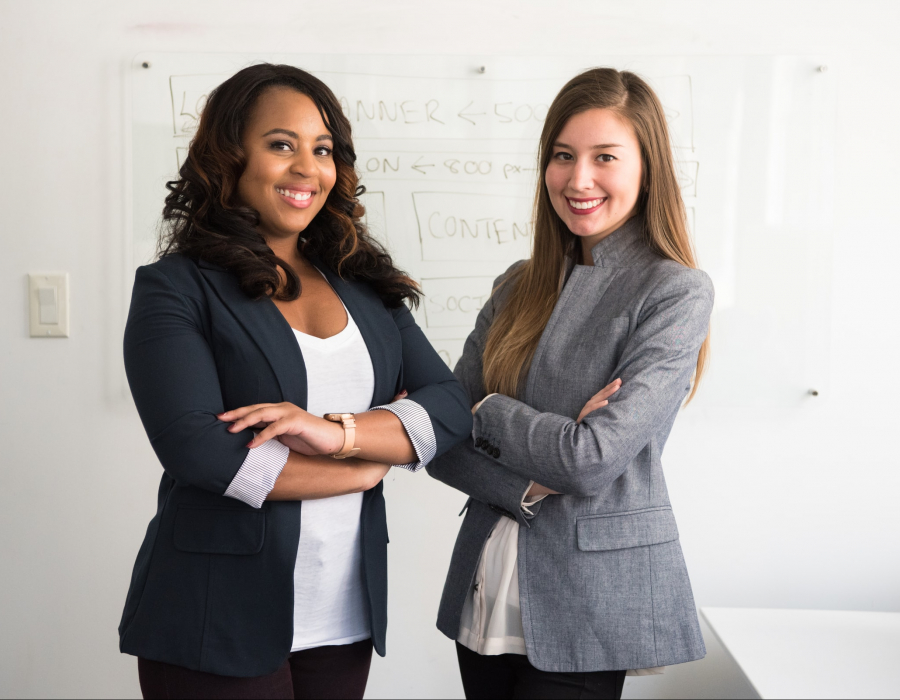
[{"xmin": 131, "ymin": 54, "xmax": 835, "ymax": 408}]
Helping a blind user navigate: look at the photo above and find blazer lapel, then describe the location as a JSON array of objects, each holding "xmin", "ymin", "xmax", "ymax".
[
  {"xmin": 315, "ymin": 262, "xmax": 398, "ymax": 407},
  {"xmin": 524, "ymin": 265, "xmax": 620, "ymax": 406},
  {"xmin": 198, "ymin": 259, "xmax": 308, "ymax": 408}
]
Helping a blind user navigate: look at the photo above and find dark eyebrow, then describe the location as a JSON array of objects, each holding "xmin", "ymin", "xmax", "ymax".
[
  {"xmin": 260, "ymin": 128, "xmax": 333, "ymax": 142},
  {"xmin": 553, "ymin": 141, "xmax": 623, "ymax": 149}
]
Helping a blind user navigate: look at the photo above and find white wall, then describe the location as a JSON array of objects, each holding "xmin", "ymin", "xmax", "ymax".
[{"xmin": 1, "ymin": 1, "xmax": 898, "ymax": 698}]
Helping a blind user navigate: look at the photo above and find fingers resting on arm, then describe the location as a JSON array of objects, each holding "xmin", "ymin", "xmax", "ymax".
[
  {"xmin": 218, "ymin": 400, "xmax": 418, "ymax": 465},
  {"xmin": 576, "ymin": 378, "xmax": 622, "ymax": 423}
]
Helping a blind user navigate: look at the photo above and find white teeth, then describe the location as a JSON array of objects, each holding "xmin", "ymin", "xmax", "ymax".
[
  {"xmin": 568, "ymin": 198, "xmax": 604, "ymax": 210},
  {"xmin": 276, "ymin": 188, "xmax": 312, "ymax": 201}
]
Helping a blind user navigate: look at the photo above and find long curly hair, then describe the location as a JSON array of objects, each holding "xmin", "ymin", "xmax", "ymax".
[{"xmin": 159, "ymin": 63, "xmax": 420, "ymax": 308}]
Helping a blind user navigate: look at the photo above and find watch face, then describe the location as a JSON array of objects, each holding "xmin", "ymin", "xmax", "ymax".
[{"xmin": 324, "ymin": 413, "xmax": 351, "ymax": 422}]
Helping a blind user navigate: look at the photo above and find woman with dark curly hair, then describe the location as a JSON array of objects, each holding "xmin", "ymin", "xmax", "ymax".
[{"xmin": 119, "ymin": 63, "xmax": 472, "ymax": 700}]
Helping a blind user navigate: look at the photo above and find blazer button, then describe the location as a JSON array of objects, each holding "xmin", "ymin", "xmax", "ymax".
[
  {"xmin": 475, "ymin": 437, "xmax": 484, "ymax": 447},
  {"xmin": 493, "ymin": 448, "xmax": 501, "ymax": 458}
]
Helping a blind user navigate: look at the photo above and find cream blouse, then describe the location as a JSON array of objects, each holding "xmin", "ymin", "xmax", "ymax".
[{"xmin": 457, "ymin": 395, "xmax": 666, "ymax": 675}]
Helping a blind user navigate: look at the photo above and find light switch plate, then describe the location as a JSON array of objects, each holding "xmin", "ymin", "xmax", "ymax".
[{"xmin": 29, "ymin": 273, "xmax": 69, "ymax": 337}]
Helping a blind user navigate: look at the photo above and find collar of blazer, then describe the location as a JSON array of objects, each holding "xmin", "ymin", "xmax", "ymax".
[
  {"xmin": 196, "ymin": 256, "xmax": 398, "ymax": 410},
  {"xmin": 584, "ymin": 214, "xmax": 650, "ymax": 268}
]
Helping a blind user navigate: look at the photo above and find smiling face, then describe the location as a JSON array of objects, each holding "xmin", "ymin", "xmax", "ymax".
[
  {"xmin": 237, "ymin": 87, "xmax": 337, "ymax": 243},
  {"xmin": 544, "ymin": 108, "xmax": 643, "ymax": 257}
]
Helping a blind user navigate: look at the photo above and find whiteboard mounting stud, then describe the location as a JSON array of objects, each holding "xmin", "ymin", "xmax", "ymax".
[
  {"xmin": 478, "ymin": 66, "xmax": 486, "ymax": 74},
  {"xmin": 142, "ymin": 61, "xmax": 151, "ymax": 69},
  {"xmin": 817, "ymin": 65, "xmax": 828, "ymax": 73}
]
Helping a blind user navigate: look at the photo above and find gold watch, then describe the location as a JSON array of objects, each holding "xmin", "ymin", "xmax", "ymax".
[{"xmin": 323, "ymin": 413, "xmax": 361, "ymax": 459}]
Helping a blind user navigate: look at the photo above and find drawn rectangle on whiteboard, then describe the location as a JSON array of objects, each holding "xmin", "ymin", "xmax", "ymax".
[
  {"xmin": 652, "ymin": 75, "xmax": 694, "ymax": 152},
  {"xmin": 677, "ymin": 160, "xmax": 700, "ymax": 196},
  {"xmin": 170, "ymin": 74, "xmax": 221, "ymax": 135},
  {"xmin": 421, "ymin": 277, "xmax": 494, "ymax": 329},
  {"xmin": 430, "ymin": 337, "xmax": 468, "ymax": 370},
  {"xmin": 359, "ymin": 190, "xmax": 387, "ymax": 246},
  {"xmin": 414, "ymin": 192, "xmax": 532, "ymax": 262}
]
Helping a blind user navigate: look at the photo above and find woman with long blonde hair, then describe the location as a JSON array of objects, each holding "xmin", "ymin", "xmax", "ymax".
[{"xmin": 427, "ymin": 68, "xmax": 713, "ymax": 699}]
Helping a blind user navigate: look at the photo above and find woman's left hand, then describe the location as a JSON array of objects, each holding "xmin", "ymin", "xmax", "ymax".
[
  {"xmin": 218, "ymin": 403, "xmax": 344, "ymax": 454},
  {"xmin": 576, "ymin": 378, "xmax": 622, "ymax": 423}
]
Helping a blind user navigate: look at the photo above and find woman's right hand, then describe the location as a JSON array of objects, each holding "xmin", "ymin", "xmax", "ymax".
[
  {"xmin": 526, "ymin": 482, "xmax": 560, "ymax": 497},
  {"xmin": 221, "ymin": 402, "xmax": 344, "ymax": 454},
  {"xmin": 577, "ymin": 378, "xmax": 622, "ymax": 423}
]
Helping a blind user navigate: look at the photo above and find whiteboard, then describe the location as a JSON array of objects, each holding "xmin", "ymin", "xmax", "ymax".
[{"xmin": 131, "ymin": 54, "xmax": 835, "ymax": 408}]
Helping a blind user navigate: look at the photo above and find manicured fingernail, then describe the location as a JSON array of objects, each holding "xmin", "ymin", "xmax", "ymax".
[{"xmin": 246, "ymin": 441, "xmax": 254, "ymax": 448}]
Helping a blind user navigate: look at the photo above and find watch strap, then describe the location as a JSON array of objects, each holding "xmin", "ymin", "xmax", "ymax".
[{"xmin": 324, "ymin": 413, "xmax": 361, "ymax": 459}]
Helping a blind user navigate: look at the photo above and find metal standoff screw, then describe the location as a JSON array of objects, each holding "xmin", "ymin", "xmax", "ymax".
[
  {"xmin": 817, "ymin": 65, "xmax": 828, "ymax": 73},
  {"xmin": 478, "ymin": 66, "xmax": 486, "ymax": 74},
  {"xmin": 142, "ymin": 61, "xmax": 151, "ymax": 69},
  {"xmin": 808, "ymin": 389, "xmax": 820, "ymax": 397}
]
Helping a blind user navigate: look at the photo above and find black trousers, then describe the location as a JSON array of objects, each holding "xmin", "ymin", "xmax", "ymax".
[
  {"xmin": 138, "ymin": 639, "xmax": 372, "ymax": 700},
  {"xmin": 456, "ymin": 642, "xmax": 627, "ymax": 700}
]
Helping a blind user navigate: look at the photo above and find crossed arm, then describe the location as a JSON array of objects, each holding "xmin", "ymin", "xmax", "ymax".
[
  {"xmin": 427, "ymin": 265, "xmax": 713, "ymax": 512},
  {"xmin": 474, "ymin": 378, "xmax": 623, "ymax": 498},
  {"xmin": 125, "ymin": 264, "xmax": 471, "ymax": 506},
  {"xmin": 217, "ymin": 392, "xmax": 416, "ymax": 502}
]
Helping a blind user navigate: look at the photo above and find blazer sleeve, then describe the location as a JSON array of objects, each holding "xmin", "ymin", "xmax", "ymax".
[
  {"xmin": 471, "ymin": 267, "xmax": 714, "ymax": 498},
  {"xmin": 387, "ymin": 303, "xmax": 474, "ymax": 459},
  {"xmin": 426, "ymin": 263, "xmax": 541, "ymax": 525},
  {"xmin": 124, "ymin": 264, "xmax": 255, "ymax": 495}
]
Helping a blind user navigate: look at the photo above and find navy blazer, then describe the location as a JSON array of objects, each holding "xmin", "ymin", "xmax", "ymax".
[{"xmin": 119, "ymin": 253, "xmax": 472, "ymax": 677}]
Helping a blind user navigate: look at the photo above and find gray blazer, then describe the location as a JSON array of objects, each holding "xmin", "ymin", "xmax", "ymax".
[{"xmin": 427, "ymin": 216, "xmax": 714, "ymax": 673}]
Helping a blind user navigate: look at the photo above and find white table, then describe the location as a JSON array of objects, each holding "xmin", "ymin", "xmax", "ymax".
[{"xmin": 700, "ymin": 607, "xmax": 900, "ymax": 699}]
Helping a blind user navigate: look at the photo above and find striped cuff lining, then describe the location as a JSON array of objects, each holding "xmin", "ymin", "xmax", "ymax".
[
  {"xmin": 223, "ymin": 438, "xmax": 290, "ymax": 509},
  {"xmin": 369, "ymin": 398, "xmax": 436, "ymax": 472}
]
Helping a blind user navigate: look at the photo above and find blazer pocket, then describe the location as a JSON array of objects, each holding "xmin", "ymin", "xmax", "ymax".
[
  {"xmin": 174, "ymin": 506, "xmax": 266, "ymax": 555},
  {"xmin": 576, "ymin": 506, "xmax": 678, "ymax": 552}
]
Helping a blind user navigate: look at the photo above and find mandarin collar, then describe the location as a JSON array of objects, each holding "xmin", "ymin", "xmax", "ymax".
[{"xmin": 586, "ymin": 215, "xmax": 648, "ymax": 268}]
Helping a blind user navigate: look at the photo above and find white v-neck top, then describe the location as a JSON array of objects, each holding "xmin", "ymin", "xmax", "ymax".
[
  {"xmin": 221, "ymin": 274, "xmax": 439, "ymax": 651},
  {"xmin": 290, "ymin": 308, "xmax": 375, "ymax": 651}
]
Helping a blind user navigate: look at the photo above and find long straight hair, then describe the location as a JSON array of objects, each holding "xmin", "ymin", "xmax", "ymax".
[{"xmin": 483, "ymin": 68, "xmax": 710, "ymax": 401}]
